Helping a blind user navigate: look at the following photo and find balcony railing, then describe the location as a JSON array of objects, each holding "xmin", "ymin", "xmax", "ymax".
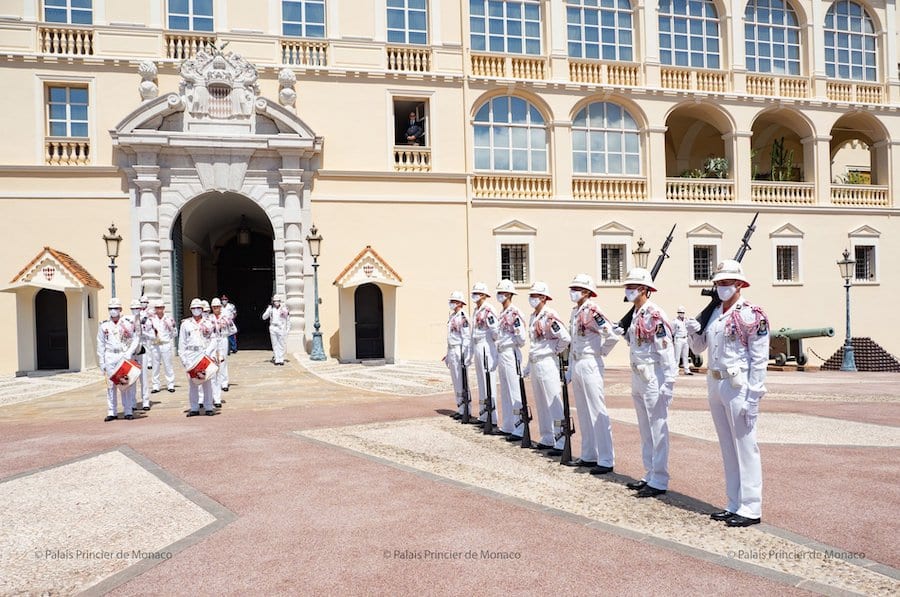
[
  {"xmin": 39, "ymin": 24, "xmax": 93, "ymax": 56},
  {"xmin": 569, "ymin": 60, "xmax": 641, "ymax": 86},
  {"xmin": 750, "ymin": 181, "xmax": 815, "ymax": 205},
  {"xmin": 165, "ymin": 32, "xmax": 216, "ymax": 60},
  {"xmin": 831, "ymin": 184, "xmax": 889, "ymax": 206},
  {"xmin": 666, "ymin": 178, "xmax": 734, "ymax": 202},
  {"xmin": 661, "ymin": 67, "xmax": 729, "ymax": 93},
  {"xmin": 45, "ymin": 137, "xmax": 90, "ymax": 165},
  {"xmin": 826, "ymin": 81, "xmax": 884, "ymax": 104},
  {"xmin": 746, "ymin": 75, "xmax": 809, "ymax": 99},
  {"xmin": 387, "ymin": 46, "xmax": 431, "ymax": 72},
  {"xmin": 393, "ymin": 146, "xmax": 431, "ymax": 172},
  {"xmin": 281, "ymin": 39, "xmax": 328, "ymax": 67},
  {"xmin": 472, "ymin": 173, "xmax": 552, "ymax": 199},
  {"xmin": 572, "ymin": 177, "xmax": 646, "ymax": 201},
  {"xmin": 470, "ymin": 53, "xmax": 547, "ymax": 80}
]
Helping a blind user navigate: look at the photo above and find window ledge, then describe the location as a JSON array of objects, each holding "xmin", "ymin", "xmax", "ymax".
[
  {"xmin": 773, "ymin": 281, "xmax": 803, "ymax": 287},
  {"xmin": 852, "ymin": 281, "xmax": 880, "ymax": 286}
]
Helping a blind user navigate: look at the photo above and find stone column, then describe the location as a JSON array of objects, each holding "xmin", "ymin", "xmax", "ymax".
[
  {"xmin": 133, "ymin": 153, "xmax": 162, "ymax": 301},
  {"xmin": 802, "ymin": 135, "xmax": 833, "ymax": 205},
  {"xmin": 645, "ymin": 125, "xmax": 668, "ymax": 201},
  {"xmin": 724, "ymin": 131, "xmax": 753, "ymax": 204},
  {"xmin": 280, "ymin": 162, "xmax": 306, "ymax": 353},
  {"xmin": 635, "ymin": 0, "xmax": 660, "ymax": 87}
]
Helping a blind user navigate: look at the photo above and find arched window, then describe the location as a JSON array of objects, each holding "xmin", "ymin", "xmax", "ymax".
[
  {"xmin": 744, "ymin": 0, "xmax": 801, "ymax": 75},
  {"xmin": 566, "ymin": 0, "xmax": 634, "ymax": 61},
  {"xmin": 469, "ymin": 0, "xmax": 542, "ymax": 55},
  {"xmin": 573, "ymin": 102, "xmax": 640, "ymax": 175},
  {"xmin": 658, "ymin": 0, "xmax": 720, "ymax": 69},
  {"xmin": 474, "ymin": 96, "xmax": 547, "ymax": 172},
  {"xmin": 825, "ymin": 0, "xmax": 877, "ymax": 81},
  {"xmin": 282, "ymin": 0, "xmax": 326, "ymax": 38}
]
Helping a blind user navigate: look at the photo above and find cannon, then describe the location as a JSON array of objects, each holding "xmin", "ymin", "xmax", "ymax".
[{"xmin": 769, "ymin": 327, "xmax": 835, "ymax": 366}]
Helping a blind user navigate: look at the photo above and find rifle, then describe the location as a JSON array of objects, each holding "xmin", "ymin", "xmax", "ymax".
[
  {"xmin": 481, "ymin": 349, "xmax": 498, "ymax": 435},
  {"xmin": 695, "ymin": 212, "xmax": 759, "ymax": 333},
  {"xmin": 618, "ymin": 224, "xmax": 676, "ymax": 330},
  {"xmin": 556, "ymin": 352, "xmax": 576, "ymax": 465},
  {"xmin": 514, "ymin": 350, "xmax": 533, "ymax": 449},
  {"xmin": 459, "ymin": 346, "xmax": 473, "ymax": 424}
]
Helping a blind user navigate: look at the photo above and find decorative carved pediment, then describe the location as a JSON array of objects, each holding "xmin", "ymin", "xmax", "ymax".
[
  {"xmin": 179, "ymin": 49, "xmax": 259, "ymax": 120},
  {"xmin": 593, "ymin": 221, "xmax": 634, "ymax": 236},
  {"xmin": 769, "ymin": 223, "xmax": 804, "ymax": 238},
  {"xmin": 686, "ymin": 223, "xmax": 724, "ymax": 238},
  {"xmin": 334, "ymin": 246, "xmax": 403, "ymax": 289},
  {"xmin": 492, "ymin": 220, "xmax": 537, "ymax": 236}
]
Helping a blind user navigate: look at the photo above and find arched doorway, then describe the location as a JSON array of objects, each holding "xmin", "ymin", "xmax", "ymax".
[
  {"xmin": 354, "ymin": 283, "xmax": 384, "ymax": 360},
  {"xmin": 35, "ymin": 289, "xmax": 68, "ymax": 370},
  {"xmin": 172, "ymin": 192, "xmax": 275, "ymax": 349}
]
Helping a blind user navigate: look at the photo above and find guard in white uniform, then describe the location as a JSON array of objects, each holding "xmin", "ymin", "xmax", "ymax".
[
  {"xmin": 672, "ymin": 306, "xmax": 693, "ymax": 375},
  {"xmin": 620, "ymin": 268, "xmax": 677, "ymax": 497},
  {"xmin": 148, "ymin": 299, "xmax": 176, "ymax": 393},
  {"xmin": 444, "ymin": 290, "xmax": 471, "ymax": 418},
  {"xmin": 522, "ymin": 282, "xmax": 570, "ymax": 452},
  {"xmin": 262, "ymin": 294, "xmax": 290, "ymax": 365},
  {"xmin": 96, "ymin": 298, "xmax": 139, "ymax": 421},
  {"xmin": 567, "ymin": 274, "xmax": 620, "ymax": 473},
  {"xmin": 494, "ymin": 280, "xmax": 527, "ymax": 436},
  {"xmin": 178, "ymin": 298, "xmax": 218, "ymax": 416},
  {"xmin": 127, "ymin": 299, "xmax": 153, "ymax": 411},
  {"xmin": 687, "ymin": 259, "xmax": 769, "ymax": 527},
  {"xmin": 209, "ymin": 297, "xmax": 233, "ymax": 405},
  {"xmin": 222, "ymin": 295, "xmax": 238, "ymax": 354},
  {"xmin": 469, "ymin": 282, "xmax": 499, "ymax": 425}
]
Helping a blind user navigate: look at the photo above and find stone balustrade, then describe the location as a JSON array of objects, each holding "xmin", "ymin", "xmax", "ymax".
[
  {"xmin": 666, "ymin": 178, "xmax": 734, "ymax": 202},
  {"xmin": 386, "ymin": 46, "xmax": 431, "ymax": 72},
  {"xmin": 280, "ymin": 39, "xmax": 328, "ymax": 67},
  {"xmin": 393, "ymin": 146, "xmax": 431, "ymax": 172},
  {"xmin": 572, "ymin": 177, "xmax": 646, "ymax": 201},
  {"xmin": 472, "ymin": 174, "xmax": 552, "ymax": 199},
  {"xmin": 568, "ymin": 60, "xmax": 641, "ymax": 86},
  {"xmin": 45, "ymin": 138, "xmax": 90, "ymax": 165},
  {"xmin": 831, "ymin": 184, "xmax": 889, "ymax": 206},
  {"xmin": 750, "ymin": 181, "xmax": 815, "ymax": 204},
  {"xmin": 38, "ymin": 25, "xmax": 93, "ymax": 55},
  {"xmin": 746, "ymin": 75, "xmax": 809, "ymax": 98},
  {"xmin": 165, "ymin": 32, "xmax": 216, "ymax": 60},
  {"xmin": 471, "ymin": 54, "xmax": 547, "ymax": 80},
  {"xmin": 661, "ymin": 67, "xmax": 729, "ymax": 93}
]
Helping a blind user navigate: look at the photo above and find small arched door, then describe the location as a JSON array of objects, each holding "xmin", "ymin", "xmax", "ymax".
[
  {"xmin": 35, "ymin": 289, "xmax": 68, "ymax": 370},
  {"xmin": 354, "ymin": 283, "xmax": 384, "ymax": 360}
]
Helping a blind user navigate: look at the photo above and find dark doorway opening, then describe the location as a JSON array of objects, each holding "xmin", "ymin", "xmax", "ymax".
[
  {"xmin": 35, "ymin": 289, "xmax": 69, "ymax": 370},
  {"xmin": 354, "ymin": 283, "xmax": 384, "ymax": 360},
  {"xmin": 216, "ymin": 231, "xmax": 274, "ymax": 349}
]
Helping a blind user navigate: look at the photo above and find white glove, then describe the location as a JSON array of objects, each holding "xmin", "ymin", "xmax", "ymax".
[
  {"xmin": 742, "ymin": 400, "xmax": 760, "ymax": 429},
  {"xmin": 685, "ymin": 318, "xmax": 701, "ymax": 334},
  {"xmin": 522, "ymin": 364, "xmax": 531, "ymax": 378},
  {"xmin": 489, "ymin": 360, "xmax": 498, "ymax": 373},
  {"xmin": 564, "ymin": 368, "xmax": 572, "ymax": 384},
  {"xmin": 612, "ymin": 325, "xmax": 625, "ymax": 336},
  {"xmin": 660, "ymin": 381, "xmax": 675, "ymax": 407}
]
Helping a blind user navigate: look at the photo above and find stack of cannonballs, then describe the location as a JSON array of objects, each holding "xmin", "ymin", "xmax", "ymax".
[{"xmin": 821, "ymin": 337, "xmax": 900, "ymax": 372}]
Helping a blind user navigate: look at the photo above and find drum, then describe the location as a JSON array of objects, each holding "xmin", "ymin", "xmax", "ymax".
[
  {"xmin": 109, "ymin": 358, "xmax": 141, "ymax": 387},
  {"xmin": 187, "ymin": 354, "xmax": 219, "ymax": 385}
]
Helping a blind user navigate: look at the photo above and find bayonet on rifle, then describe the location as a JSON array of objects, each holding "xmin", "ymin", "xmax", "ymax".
[{"xmin": 619, "ymin": 224, "xmax": 676, "ymax": 330}]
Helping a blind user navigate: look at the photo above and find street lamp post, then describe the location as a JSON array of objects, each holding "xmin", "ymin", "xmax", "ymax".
[
  {"xmin": 102, "ymin": 223, "xmax": 122, "ymax": 298},
  {"xmin": 632, "ymin": 237, "xmax": 651, "ymax": 269},
  {"xmin": 306, "ymin": 224, "xmax": 326, "ymax": 361},
  {"xmin": 836, "ymin": 248, "xmax": 857, "ymax": 372}
]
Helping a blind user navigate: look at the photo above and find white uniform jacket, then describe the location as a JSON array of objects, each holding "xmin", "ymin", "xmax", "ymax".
[
  {"xmin": 528, "ymin": 307, "xmax": 570, "ymax": 360},
  {"xmin": 96, "ymin": 318, "xmax": 140, "ymax": 374},
  {"xmin": 569, "ymin": 300, "xmax": 619, "ymax": 360},
  {"xmin": 177, "ymin": 317, "xmax": 218, "ymax": 370},
  {"xmin": 624, "ymin": 301, "xmax": 678, "ymax": 383},
  {"xmin": 446, "ymin": 310, "xmax": 471, "ymax": 364}
]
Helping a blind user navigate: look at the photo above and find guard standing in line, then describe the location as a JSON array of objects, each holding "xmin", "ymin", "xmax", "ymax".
[
  {"xmin": 522, "ymin": 282, "xmax": 570, "ymax": 454},
  {"xmin": 128, "ymin": 299, "xmax": 153, "ymax": 411},
  {"xmin": 149, "ymin": 299, "xmax": 176, "ymax": 393},
  {"xmin": 686, "ymin": 260, "xmax": 769, "ymax": 527},
  {"xmin": 97, "ymin": 298, "xmax": 139, "ymax": 421},
  {"xmin": 494, "ymin": 280, "xmax": 527, "ymax": 437},
  {"xmin": 620, "ymin": 268, "xmax": 677, "ymax": 498},
  {"xmin": 209, "ymin": 298, "xmax": 231, "ymax": 407},
  {"xmin": 444, "ymin": 290, "xmax": 471, "ymax": 418},
  {"xmin": 672, "ymin": 306, "xmax": 693, "ymax": 375},
  {"xmin": 567, "ymin": 274, "xmax": 620, "ymax": 473},
  {"xmin": 222, "ymin": 295, "xmax": 238, "ymax": 354},
  {"xmin": 179, "ymin": 298, "xmax": 218, "ymax": 416},
  {"xmin": 469, "ymin": 282, "xmax": 499, "ymax": 427},
  {"xmin": 262, "ymin": 294, "xmax": 290, "ymax": 365}
]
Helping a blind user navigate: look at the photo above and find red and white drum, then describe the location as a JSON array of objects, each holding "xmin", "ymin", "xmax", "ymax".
[
  {"xmin": 109, "ymin": 358, "xmax": 141, "ymax": 387},
  {"xmin": 187, "ymin": 354, "xmax": 219, "ymax": 385}
]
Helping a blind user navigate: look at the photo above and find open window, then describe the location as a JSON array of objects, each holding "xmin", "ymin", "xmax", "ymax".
[{"xmin": 393, "ymin": 98, "xmax": 428, "ymax": 147}]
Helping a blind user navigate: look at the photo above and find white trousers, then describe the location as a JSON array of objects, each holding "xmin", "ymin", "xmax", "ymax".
[
  {"xmin": 674, "ymin": 338, "xmax": 691, "ymax": 371},
  {"xmin": 446, "ymin": 349, "xmax": 468, "ymax": 414},
  {"xmin": 270, "ymin": 328, "xmax": 286, "ymax": 363},
  {"xmin": 134, "ymin": 351, "xmax": 151, "ymax": 407},
  {"xmin": 217, "ymin": 338, "xmax": 229, "ymax": 388},
  {"xmin": 631, "ymin": 363, "xmax": 670, "ymax": 490},
  {"xmin": 188, "ymin": 379, "xmax": 215, "ymax": 412},
  {"xmin": 151, "ymin": 343, "xmax": 175, "ymax": 389},
  {"xmin": 472, "ymin": 341, "xmax": 497, "ymax": 424},
  {"xmin": 529, "ymin": 356, "xmax": 564, "ymax": 449},
  {"xmin": 571, "ymin": 356, "xmax": 614, "ymax": 466},
  {"xmin": 106, "ymin": 380, "xmax": 135, "ymax": 416},
  {"xmin": 496, "ymin": 347, "xmax": 523, "ymax": 435},
  {"xmin": 707, "ymin": 376, "xmax": 763, "ymax": 519}
]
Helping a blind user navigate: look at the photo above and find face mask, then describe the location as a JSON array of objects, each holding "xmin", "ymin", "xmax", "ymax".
[
  {"xmin": 528, "ymin": 297, "xmax": 542, "ymax": 309},
  {"xmin": 471, "ymin": 294, "xmax": 480, "ymax": 303},
  {"xmin": 448, "ymin": 301, "xmax": 456, "ymax": 310},
  {"xmin": 716, "ymin": 285, "xmax": 737, "ymax": 302},
  {"xmin": 569, "ymin": 290, "xmax": 583, "ymax": 303},
  {"xmin": 108, "ymin": 309, "xmax": 120, "ymax": 318},
  {"xmin": 131, "ymin": 310, "xmax": 141, "ymax": 316},
  {"xmin": 273, "ymin": 302, "xmax": 281, "ymax": 308},
  {"xmin": 191, "ymin": 308, "xmax": 203, "ymax": 317},
  {"xmin": 496, "ymin": 293, "xmax": 508, "ymax": 303},
  {"xmin": 624, "ymin": 289, "xmax": 640, "ymax": 303}
]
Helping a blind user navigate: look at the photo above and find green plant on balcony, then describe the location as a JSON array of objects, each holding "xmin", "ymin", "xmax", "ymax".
[
  {"xmin": 769, "ymin": 137, "xmax": 795, "ymax": 181},
  {"xmin": 681, "ymin": 156, "xmax": 729, "ymax": 179},
  {"xmin": 835, "ymin": 171, "xmax": 870, "ymax": 185}
]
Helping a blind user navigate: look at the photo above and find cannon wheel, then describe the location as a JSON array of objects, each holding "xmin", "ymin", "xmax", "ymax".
[
  {"xmin": 690, "ymin": 352, "xmax": 703, "ymax": 367},
  {"xmin": 774, "ymin": 353, "xmax": 787, "ymax": 366},
  {"xmin": 797, "ymin": 353, "xmax": 808, "ymax": 366}
]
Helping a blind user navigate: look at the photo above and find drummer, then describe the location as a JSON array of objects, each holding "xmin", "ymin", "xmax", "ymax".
[{"xmin": 178, "ymin": 297, "xmax": 219, "ymax": 416}]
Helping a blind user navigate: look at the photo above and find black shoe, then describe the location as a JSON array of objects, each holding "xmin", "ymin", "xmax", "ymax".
[
  {"xmin": 151, "ymin": 389, "xmax": 160, "ymax": 394},
  {"xmin": 710, "ymin": 510, "xmax": 734, "ymax": 521},
  {"xmin": 572, "ymin": 459, "xmax": 597, "ymax": 467},
  {"xmin": 589, "ymin": 465, "xmax": 614, "ymax": 475},
  {"xmin": 626, "ymin": 480, "xmax": 648, "ymax": 491},
  {"xmin": 222, "ymin": 386, "xmax": 229, "ymax": 392},
  {"xmin": 205, "ymin": 410, "xmax": 215, "ymax": 416},
  {"xmin": 498, "ymin": 431, "xmax": 511, "ymax": 436},
  {"xmin": 546, "ymin": 448, "xmax": 563, "ymax": 456},
  {"xmin": 167, "ymin": 388, "xmax": 175, "ymax": 393},
  {"xmin": 505, "ymin": 435, "xmax": 522, "ymax": 442},
  {"xmin": 635, "ymin": 485, "xmax": 666, "ymax": 498},
  {"xmin": 104, "ymin": 415, "xmax": 116, "ymax": 422},
  {"xmin": 124, "ymin": 414, "xmax": 133, "ymax": 420},
  {"xmin": 142, "ymin": 405, "xmax": 151, "ymax": 411},
  {"xmin": 725, "ymin": 514, "xmax": 761, "ymax": 527},
  {"xmin": 534, "ymin": 443, "xmax": 553, "ymax": 450},
  {"xmin": 451, "ymin": 412, "xmax": 462, "ymax": 420},
  {"xmin": 186, "ymin": 411, "xmax": 200, "ymax": 417},
  {"xmin": 214, "ymin": 402, "xmax": 222, "ymax": 408}
]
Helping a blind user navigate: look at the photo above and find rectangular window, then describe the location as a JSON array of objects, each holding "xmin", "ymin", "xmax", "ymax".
[
  {"xmin": 600, "ymin": 244, "xmax": 625, "ymax": 283},
  {"xmin": 393, "ymin": 98, "xmax": 428, "ymax": 146},
  {"xmin": 168, "ymin": 0, "xmax": 214, "ymax": 32},
  {"xmin": 470, "ymin": 0, "xmax": 541, "ymax": 55},
  {"xmin": 283, "ymin": 0, "xmax": 327, "ymax": 38},
  {"xmin": 501, "ymin": 244, "xmax": 528, "ymax": 284},
  {"xmin": 47, "ymin": 85, "xmax": 89, "ymax": 138},
  {"xmin": 387, "ymin": 0, "xmax": 428, "ymax": 45},
  {"xmin": 775, "ymin": 245, "xmax": 799, "ymax": 282},
  {"xmin": 854, "ymin": 245, "xmax": 875, "ymax": 281},
  {"xmin": 692, "ymin": 244, "xmax": 716, "ymax": 281},
  {"xmin": 45, "ymin": 0, "xmax": 93, "ymax": 25}
]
